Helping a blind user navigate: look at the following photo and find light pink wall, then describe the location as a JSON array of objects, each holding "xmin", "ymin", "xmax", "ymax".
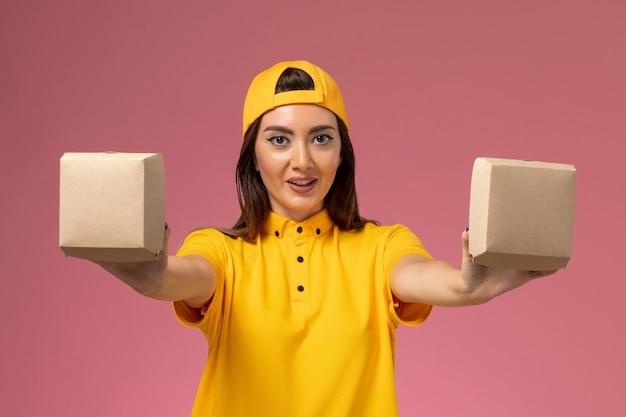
[{"xmin": 1, "ymin": 1, "xmax": 624, "ymax": 416}]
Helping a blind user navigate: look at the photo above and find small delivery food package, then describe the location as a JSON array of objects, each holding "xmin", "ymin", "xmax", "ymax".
[
  {"xmin": 59, "ymin": 152, "xmax": 166, "ymax": 262},
  {"xmin": 468, "ymin": 157, "xmax": 576, "ymax": 271}
]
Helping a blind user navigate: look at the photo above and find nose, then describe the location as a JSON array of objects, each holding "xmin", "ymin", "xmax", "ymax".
[{"xmin": 290, "ymin": 141, "xmax": 314, "ymax": 170}]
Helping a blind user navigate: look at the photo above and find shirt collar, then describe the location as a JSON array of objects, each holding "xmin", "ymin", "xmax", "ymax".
[{"xmin": 261, "ymin": 209, "xmax": 334, "ymax": 239}]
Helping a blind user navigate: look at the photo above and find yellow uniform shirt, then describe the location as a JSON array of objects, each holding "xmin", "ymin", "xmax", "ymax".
[{"xmin": 174, "ymin": 209, "xmax": 433, "ymax": 417}]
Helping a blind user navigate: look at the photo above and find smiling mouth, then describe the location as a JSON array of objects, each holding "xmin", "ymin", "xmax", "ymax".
[{"xmin": 288, "ymin": 179, "xmax": 316, "ymax": 186}]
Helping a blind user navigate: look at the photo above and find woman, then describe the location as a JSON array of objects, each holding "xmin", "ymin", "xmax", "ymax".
[{"xmin": 98, "ymin": 60, "xmax": 556, "ymax": 417}]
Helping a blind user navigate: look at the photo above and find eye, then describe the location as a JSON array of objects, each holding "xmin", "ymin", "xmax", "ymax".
[
  {"xmin": 267, "ymin": 136, "xmax": 288, "ymax": 146},
  {"xmin": 313, "ymin": 134, "xmax": 333, "ymax": 145}
]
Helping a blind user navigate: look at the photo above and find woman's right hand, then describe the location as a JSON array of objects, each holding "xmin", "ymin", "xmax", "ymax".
[
  {"xmin": 93, "ymin": 224, "xmax": 217, "ymax": 306},
  {"xmin": 93, "ymin": 224, "xmax": 171, "ymax": 297}
]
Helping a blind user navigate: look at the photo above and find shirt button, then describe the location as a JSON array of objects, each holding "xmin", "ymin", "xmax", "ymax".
[
  {"xmin": 275, "ymin": 231, "xmax": 279, "ymax": 237},
  {"xmin": 297, "ymin": 256, "xmax": 304, "ymax": 263},
  {"xmin": 297, "ymin": 285, "xmax": 305, "ymax": 292},
  {"xmin": 316, "ymin": 228, "xmax": 321, "ymax": 235},
  {"xmin": 297, "ymin": 226, "xmax": 303, "ymax": 233}
]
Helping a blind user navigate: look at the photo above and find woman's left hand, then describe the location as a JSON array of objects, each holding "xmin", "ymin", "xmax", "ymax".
[{"xmin": 460, "ymin": 229, "xmax": 558, "ymax": 304}]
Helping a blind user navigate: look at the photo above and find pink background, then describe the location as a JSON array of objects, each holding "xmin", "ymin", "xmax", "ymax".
[{"xmin": 2, "ymin": 0, "xmax": 625, "ymax": 416}]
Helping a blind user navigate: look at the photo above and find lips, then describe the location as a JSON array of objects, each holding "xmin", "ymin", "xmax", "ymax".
[{"xmin": 287, "ymin": 178, "xmax": 317, "ymax": 193}]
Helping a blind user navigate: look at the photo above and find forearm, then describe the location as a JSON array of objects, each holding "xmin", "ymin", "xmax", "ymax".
[
  {"xmin": 391, "ymin": 230, "xmax": 556, "ymax": 308},
  {"xmin": 391, "ymin": 257, "xmax": 480, "ymax": 307},
  {"xmin": 149, "ymin": 255, "xmax": 216, "ymax": 307},
  {"xmin": 96, "ymin": 254, "xmax": 215, "ymax": 307},
  {"xmin": 96, "ymin": 257, "xmax": 168, "ymax": 298},
  {"xmin": 392, "ymin": 256, "xmax": 546, "ymax": 308}
]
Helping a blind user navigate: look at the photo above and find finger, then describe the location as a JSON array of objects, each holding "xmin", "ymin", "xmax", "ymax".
[
  {"xmin": 164, "ymin": 222, "xmax": 171, "ymax": 240},
  {"xmin": 157, "ymin": 222, "xmax": 171, "ymax": 260},
  {"xmin": 461, "ymin": 227, "xmax": 472, "ymax": 262},
  {"xmin": 528, "ymin": 269, "xmax": 559, "ymax": 279}
]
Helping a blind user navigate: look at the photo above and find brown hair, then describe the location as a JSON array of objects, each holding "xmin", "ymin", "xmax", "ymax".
[{"xmin": 224, "ymin": 68, "xmax": 377, "ymax": 240}]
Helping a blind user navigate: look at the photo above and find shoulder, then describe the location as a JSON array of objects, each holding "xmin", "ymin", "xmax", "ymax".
[
  {"xmin": 345, "ymin": 222, "xmax": 431, "ymax": 260},
  {"xmin": 183, "ymin": 227, "xmax": 238, "ymax": 243},
  {"xmin": 344, "ymin": 222, "xmax": 419, "ymax": 241},
  {"xmin": 333, "ymin": 222, "xmax": 425, "ymax": 252},
  {"xmin": 176, "ymin": 227, "xmax": 242, "ymax": 258}
]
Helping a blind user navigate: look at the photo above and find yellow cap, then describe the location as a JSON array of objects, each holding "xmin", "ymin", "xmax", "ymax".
[{"xmin": 242, "ymin": 60, "xmax": 349, "ymax": 136}]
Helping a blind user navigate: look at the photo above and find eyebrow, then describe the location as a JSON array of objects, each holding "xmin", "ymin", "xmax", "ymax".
[{"xmin": 263, "ymin": 125, "xmax": 337, "ymax": 135}]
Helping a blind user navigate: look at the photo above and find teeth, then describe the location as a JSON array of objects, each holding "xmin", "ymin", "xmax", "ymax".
[{"xmin": 290, "ymin": 180, "xmax": 314, "ymax": 185}]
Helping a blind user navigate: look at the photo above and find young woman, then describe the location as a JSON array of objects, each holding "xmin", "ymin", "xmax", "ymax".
[{"xmin": 97, "ymin": 60, "xmax": 557, "ymax": 417}]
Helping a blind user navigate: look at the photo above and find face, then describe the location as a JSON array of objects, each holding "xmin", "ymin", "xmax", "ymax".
[{"xmin": 254, "ymin": 104, "xmax": 342, "ymax": 222}]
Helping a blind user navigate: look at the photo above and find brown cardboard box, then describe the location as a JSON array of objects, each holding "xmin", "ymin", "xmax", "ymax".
[
  {"xmin": 59, "ymin": 152, "xmax": 166, "ymax": 262},
  {"xmin": 469, "ymin": 157, "xmax": 576, "ymax": 271}
]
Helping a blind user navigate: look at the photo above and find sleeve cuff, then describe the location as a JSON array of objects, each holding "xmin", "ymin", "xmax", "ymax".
[
  {"xmin": 173, "ymin": 300, "xmax": 209, "ymax": 328},
  {"xmin": 390, "ymin": 299, "xmax": 433, "ymax": 327}
]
